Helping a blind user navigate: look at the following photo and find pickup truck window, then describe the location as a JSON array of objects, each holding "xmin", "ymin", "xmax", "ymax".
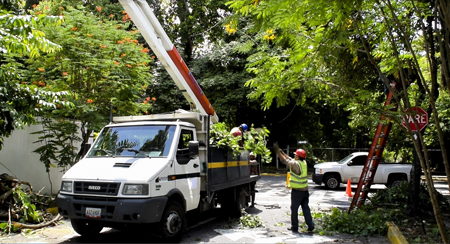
[
  {"xmin": 337, "ymin": 154, "xmax": 354, "ymax": 164},
  {"xmin": 88, "ymin": 125, "xmax": 176, "ymax": 157},
  {"xmin": 350, "ymin": 156, "xmax": 366, "ymax": 166},
  {"xmin": 338, "ymin": 154, "xmax": 367, "ymax": 166}
]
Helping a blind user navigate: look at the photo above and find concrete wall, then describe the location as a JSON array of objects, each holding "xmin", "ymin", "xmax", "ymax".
[{"xmin": 0, "ymin": 123, "xmax": 79, "ymax": 195}]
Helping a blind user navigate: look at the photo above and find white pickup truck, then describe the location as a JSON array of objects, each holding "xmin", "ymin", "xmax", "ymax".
[{"xmin": 312, "ymin": 152, "xmax": 412, "ymax": 189}]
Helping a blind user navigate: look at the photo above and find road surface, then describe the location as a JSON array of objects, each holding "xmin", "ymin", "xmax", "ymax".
[{"xmin": 3, "ymin": 174, "xmax": 448, "ymax": 243}]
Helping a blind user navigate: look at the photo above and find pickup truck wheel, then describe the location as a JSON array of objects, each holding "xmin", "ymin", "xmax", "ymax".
[
  {"xmin": 387, "ymin": 178, "xmax": 406, "ymax": 188},
  {"xmin": 70, "ymin": 219, "xmax": 103, "ymax": 237},
  {"xmin": 324, "ymin": 175, "xmax": 340, "ymax": 190},
  {"xmin": 159, "ymin": 201, "xmax": 185, "ymax": 242}
]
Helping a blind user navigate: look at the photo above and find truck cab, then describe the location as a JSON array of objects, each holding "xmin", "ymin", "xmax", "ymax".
[{"xmin": 57, "ymin": 111, "xmax": 205, "ymax": 239}]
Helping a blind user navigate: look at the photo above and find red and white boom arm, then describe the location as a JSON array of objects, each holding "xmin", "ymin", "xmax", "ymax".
[{"xmin": 119, "ymin": 0, "xmax": 219, "ymax": 123}]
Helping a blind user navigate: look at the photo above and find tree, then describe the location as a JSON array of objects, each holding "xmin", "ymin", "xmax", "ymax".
[
  {"xmin": 227, "ymin": 0, "xmax": 449, "ymax": 242},
  {"xmin": 26, "ymin": 1, "xmax": 154, "ymax": 161},
  {"xmin": 0, "ymin": 0, "xmax": 66, "ymax": 150}
]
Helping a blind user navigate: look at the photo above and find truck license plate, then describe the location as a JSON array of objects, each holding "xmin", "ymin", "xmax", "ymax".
[{"xmin": 85, "ymin": 207, "xmax": 101, "ymax": 218}]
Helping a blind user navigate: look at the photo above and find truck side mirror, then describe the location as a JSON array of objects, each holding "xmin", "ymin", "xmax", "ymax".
[
  {"xmin": 189, "ymin": 141, "xmax": 199, "ymax": 158},
  {"xmin": 347, "ymin": 161, "xmax": 353, "ymax": 166}
]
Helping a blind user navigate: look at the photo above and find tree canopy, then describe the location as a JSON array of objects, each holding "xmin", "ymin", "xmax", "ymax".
[{"xmin": 226, "ymin": 0, "xmax": 449, "ymax": 241}]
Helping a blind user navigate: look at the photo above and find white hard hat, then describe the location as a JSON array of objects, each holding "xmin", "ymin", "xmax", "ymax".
[{"xmin": 249, "ymin": 152, "xmax": 255, "ymax": 156}]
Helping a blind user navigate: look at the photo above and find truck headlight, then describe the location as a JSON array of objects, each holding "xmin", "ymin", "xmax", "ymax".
[
  {"xmin": 315, "ymin": 168, "xmax": 322, "ymax": 174},
  {"xmin": 123, "ymin": 184, "xmax": 149, "ymax": 195},
  {"xmin": 61, "ymin": 181, "xmax": 73, "ymax": 192}
]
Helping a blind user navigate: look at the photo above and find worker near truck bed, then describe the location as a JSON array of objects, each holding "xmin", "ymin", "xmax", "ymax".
[
  {"xmin": 275, "ymin": 144, "xmax": 314, "ymax": 233},
  {"xmin": 249, "ymin": 152, "xmax": 259, "ymax": 207},
  {"xmin": 230, "ymin": 123, "xmax": 248, "ymax": 147},
  {"xmin": 249, "ymin": 152, "xmax": 258, "ymax": 175}
]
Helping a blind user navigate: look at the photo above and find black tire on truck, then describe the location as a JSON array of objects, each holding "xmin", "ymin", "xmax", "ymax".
[
  {"xmin": 250, "ymin": 181, "xmax": 256, "ymax": 207},
  {"xmin": 159, "ymin": 201, "xmax": 185, "ymax": 242},
  {"xmin": 220, "ymin": 187, "xmax": 248, "ymax": 218},
  {"xmin": 70, "ymin": 219, "xmax": 103, "ymax": 237},
  {"xmin": 235, "ymin": 187, "xmax": 248, "ymax": 215},
  {"xmin": 324, "ymin": 174, "xmax": 341, "ymax": 189},
  {"xmin": 386, "ymin": 174, "xmax": 407, "ymax": 188}
]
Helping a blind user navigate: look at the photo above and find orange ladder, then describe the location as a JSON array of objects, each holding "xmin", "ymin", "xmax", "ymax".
[{"xmin": 348, "ymin": 84, "xmax": 398, "ymax": 212}]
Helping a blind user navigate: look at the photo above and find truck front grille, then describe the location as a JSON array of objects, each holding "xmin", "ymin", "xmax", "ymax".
[
  {"xmin": 74, "ymin": 182, "xmax": 120, "ymax": 196},
  {"xmin": 72, "ymin": 196, "xmax": 117, "ymax": 220}
]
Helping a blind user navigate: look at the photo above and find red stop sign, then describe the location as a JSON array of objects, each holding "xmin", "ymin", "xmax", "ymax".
[{"xmin": 402, "ymin": 107, "xmax": 428, "ymax": 131}]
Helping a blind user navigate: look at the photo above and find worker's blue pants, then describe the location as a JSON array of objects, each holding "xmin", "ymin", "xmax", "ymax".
[{"xmin": 290, "ymin": 189, "xmax": 314, "ymax": 230}]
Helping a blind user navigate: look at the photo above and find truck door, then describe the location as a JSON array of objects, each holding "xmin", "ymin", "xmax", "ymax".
[
  {"xmin": 345, "ymin": 155, "xmax": 368, "ymax": 183},
  {"xmin": 174, "ymin": 128, "xmax": 201, "ymax": 211},
  {"xmin": 345, "ymin": 155, "xmax": 384, "ymax": 184}
]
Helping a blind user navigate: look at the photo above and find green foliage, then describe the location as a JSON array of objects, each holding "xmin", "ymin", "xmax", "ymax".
[
  {"xmin": 225, "ymin": 0, "xmax": 450, "ymax": 163},
  {"xmin": 320, "ymin": 181, "xmax": 450, "ymax": 237},
  {"xmin": 0, "ymin": 7, "xmax": 62, "ymax": 58},
  {"xmin": 243, "ymin": 125, "xmax": 272, "ymax": 163},
  {"xmin": 239, "ymin": 209, "xmax": 264, "ymax": 228},
  {"xmin": 370, "ymin": 181, "xmax": 450, "ymax": 213},
  {"xmin": 0, "ymin": 3, "xmax": 67, "ymax": 150},
  {"xmin": 0, "ymin": 222, "xmax": 19, "ymax": 233},
  {"xmin": 27, "ymin": 1, "xmax": 154, "ymax": 123},
  {"xmin": 209, "ymin": 122, "xmax": 271, "ymax": 162},
  {"xmin": 31, "ymin": 117, "xmax": 81, "ymax": 171},
  {"xmin": 209, "ymin": 122, "xmax": 242, "ymax": 156},
  {"xmin": 321, "ymin": 207, "xmax": 391, "ymax": 236},
  {"xmin": 12, "ymin": 186, "xmax": 43, "ymax": 223},
  {"xmin": 0, "ymin": 59, "xmax": 70, "ymax": 150},
  {"xmin": 15, "ymin": 0, "xmax": 156, "ymax": 162}
]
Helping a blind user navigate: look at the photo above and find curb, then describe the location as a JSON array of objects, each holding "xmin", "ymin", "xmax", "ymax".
[{"xmin": 386, "ymin": 221, "xmax": 409, "ymax": 244}]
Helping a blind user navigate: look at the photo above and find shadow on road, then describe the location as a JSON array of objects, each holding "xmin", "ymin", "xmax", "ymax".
[{"xmin": 58, "ymin": 209, "xmax": 227, "ymax": 243}]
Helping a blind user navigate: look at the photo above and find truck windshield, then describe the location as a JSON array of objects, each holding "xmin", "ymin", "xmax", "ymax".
[{"xmin": 87, "ymin": 125, "xmax": 176, "ymax": 157}]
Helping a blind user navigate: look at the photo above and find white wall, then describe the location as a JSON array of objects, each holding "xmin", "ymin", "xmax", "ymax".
[{"xmin": 0, "ymin": 124, "xmax": 78, "ymax": 195}]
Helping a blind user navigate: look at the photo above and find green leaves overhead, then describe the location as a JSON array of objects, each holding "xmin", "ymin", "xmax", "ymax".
[
  {"xmin": 0, "ymin": 10, "xmax": 63, "ymax": 58},
  {"xmin": 25, "ymin": 2, "xmax": 154, "ymax": 130},
  {"xmin": 0, "ymin": 2, "xmax": 67, "ymax": 150}
]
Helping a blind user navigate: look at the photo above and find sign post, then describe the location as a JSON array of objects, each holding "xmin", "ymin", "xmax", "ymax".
[{"xmin": 402, "ymin": 107, "xmax": 428, "ymax": 217}]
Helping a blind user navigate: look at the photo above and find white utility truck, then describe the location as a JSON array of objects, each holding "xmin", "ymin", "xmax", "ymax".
[
  {"xmin": 56, "ymin": 0, "xmax": 260, "ymax": 242},
  {"xmin": 312, "ymin": 152, "xmax": 412, "ymax": 189}
]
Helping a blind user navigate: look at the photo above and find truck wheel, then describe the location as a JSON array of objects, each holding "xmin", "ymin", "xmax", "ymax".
[
  {"xmin": 250, "ymin": 182, "xmax": 256, "ymax": 207},
  {"xmin": 159, "ymin": 201, "xmax": 185, "ymax": 242},
  {"xmin": 221, "ymin": 188, "xmax": 246, "ymax": 218},
  {"xmin": 235, "ymin": 187, "xmax": 248, "ymax": 215},
  {"xmin": 324, "ymin": 175, "xmax": 340, "ymax": 190},
  {"xmin": 387, "ymin": 177, "xmax": 406, "ymax": 188},
  {"xmin": 70, "ymin": 219, "xmax": 103, "ymax": 237}
]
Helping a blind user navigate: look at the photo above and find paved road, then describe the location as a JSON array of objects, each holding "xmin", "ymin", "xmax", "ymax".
[{"xmin": 5, "ymin": 174, "xmax": 448, "ymax": 243}]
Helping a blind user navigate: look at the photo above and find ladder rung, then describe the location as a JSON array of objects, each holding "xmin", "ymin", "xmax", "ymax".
[
  {"xmin": 371, "ymin": 156, "xmax": 380, "ymax": 160},
  {"xmin": 376, "ymin": 145, "xmax": 384, "ymax": 149}
]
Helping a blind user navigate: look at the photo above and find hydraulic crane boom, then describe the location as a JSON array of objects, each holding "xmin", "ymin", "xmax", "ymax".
[{"xmin": 119, "ymin": 0, "xmax": 219, "ymax": 123}]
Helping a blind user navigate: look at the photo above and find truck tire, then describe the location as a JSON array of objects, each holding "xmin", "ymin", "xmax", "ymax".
[
  {"xmin": 70, "ymin": 219, "xmax": 103, "ymax": 237},
  {"xmin": 159, "ymin": 201, "xmax": 185, "ymax": 242},
  {"xmin": 324, "ymin": 175, "xmax": 340, "ymax": 190},
  {"xmin": 221, "ymin": 187, "xmax": 247, "ymax": 218},
  {"xmin": 386, "ymin": 176, "xmax": 406, "ymax": 188},
  {"xmin": 235, "ymin": 187, "xmax": 248, "ymax": 215}
]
